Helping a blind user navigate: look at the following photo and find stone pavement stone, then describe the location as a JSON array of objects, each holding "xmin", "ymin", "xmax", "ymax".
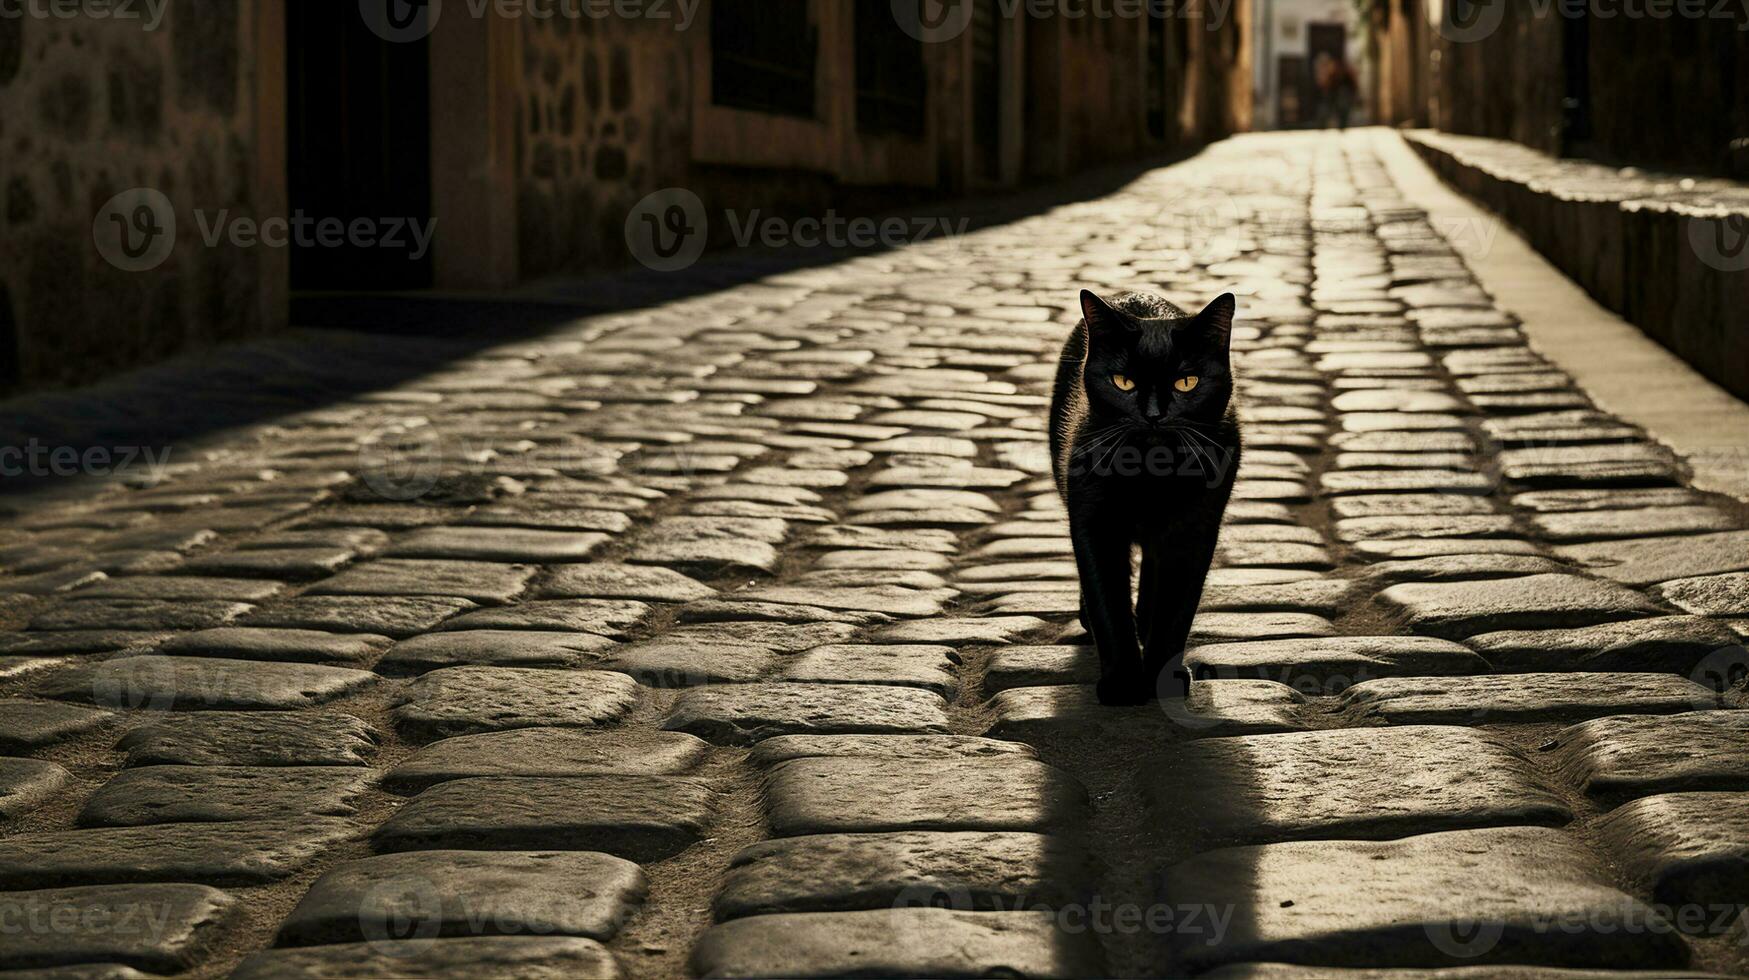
[
  {"xmin": 762, "ymin": 755, "xmax": 1087, "ymax": 836},
  {"xmin": 0, "ymin": 699, "xmax": 113, "ymax": 749},
  {"xmin": 77, "ymin": 766, "xmax": 375, "ymax": 826},
  {"xmin": 1186, "ymin": 636, "xmax": 1486, "ymax": 687},
  {"xmin": 1652, "ymin": 572, "xmax": 1749, "ymax": 617},
  {"xmin": 1593, "ymin": 791, "xmax": 1749, "ymax": 913},
  {"xmin": 30, "ymin": 599, "xmax": 253, "ymax": 633},
  {"xmin": 690, "ymin": 908, "xmax": 1104, "ymax": 978},
  {"xmin": 0, "ymin": 756, "xmax": 72, "ymax": 819},
  {"xmin": 1338, "ymin": 673, "xmax": 1724, "ymax": 725},
  {"xmin": 1557, "ymin": 531, "xmax": 1749, "ymax": 587},
  {"xmin": 309, "ymin": 560, "xmax": 535, "ymax": 604},
  {"xmin": 372, "ymin": 775, "xmax": 714, "ymax": 862},
  {"xmin": 276, "ymin": 850, "xmax": 646, "ymax": 945},
  {"xmin": 1552, "ymin": 711, "xmax": 1749, "ymax": 803},
  {"xmin": 0, "ymin": 819, "xmax": 357, "ymax": 887},
  {"xmin": 1200, "ymin": 966, "xmax": 1711, "ymax": 979},
  {"xmin": 240, "ymin": 595, "xmax": 477, "ymax": 637},
  {"xmin": 989, "ymin": 682, "xmax": 1310, "ymax": 740},
  {"xmin": 154, "ymin": 627, "xmax": 392, "ymax": 666},
  {"xmin": 664, "ymin": 683, "xmax": 951, "ymax": 745},
  {"xmin": 377, "ymin": 630, "xmax": 616, "ymax": 673},
  {"xmin": 115, "ymin": 712, "xmax": 379, "ymax": 767},
  {"xmin": 0, "ymin": 883, "xmax": 236, "ymax": 973},
  {"xmin": 714, "ymin": 830, "xmax": 1090, "ymax": 919},
  {"xmin": 1156, "ymin": 727, "xmax": 1569, "ymax": 845},
  {"xmin": 384, "ymin": 527, "xmax": 610, "ymax": 562},
  {"xmin": 76, "ymin": 576, "xmax": 286, "ymax": 602},
  {"xmin": 435, "ymin": 598, "xmax": 649, "ymax": 636},
  {"xmin": 385, "ymin": 728, "xmax": 708, "ymax": 790},
  {"xmin": 1369, "ymin": 574, "xmax": 1663, "ymax": 639},
  {"xmin": 1161, "ymin": 827, "xmax": 1687, "ymax": 971},
  {"xmin": 776, "ymin": 644, "xmax": 959, "ymax": 696},
  {"xmin": 1464, "ymin": 617, "xmax": 1743, "ymax": 673},
  {"xmin": 389, "ymin": 666, "xmax": 640, "ymax": 741},
  {"xmin": 36, "ymin": 656, "xmax": 378, "ymax": 711},
  {"xmin": 748, "ymin": 734, "xmax": 1036, "ymax": 765},
  {"xmin": 232, "ymin": 936, "xmax": 622, "ymax": 980},
  {"xmin": 1529, "ymin": 506, "xmax": 1738, "ymax": 543},
  {"xmin": 538, "ymin": 563, "xmax": 716, "ymax": 601}
]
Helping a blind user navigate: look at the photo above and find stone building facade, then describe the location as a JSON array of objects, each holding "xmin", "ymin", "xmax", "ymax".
[
  {"xmin": 0, "ymin": 0, "xmax": 1253, "ymax": 396},
  {"xmin": 1366, "ymin": 0, "xmax": 1749, "ymax": 175}
]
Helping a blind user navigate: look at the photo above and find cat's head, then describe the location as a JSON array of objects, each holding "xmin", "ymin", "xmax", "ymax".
[{"xmin": 1079, "ymin": 289, "xmax": 1236, "ymax": 428}]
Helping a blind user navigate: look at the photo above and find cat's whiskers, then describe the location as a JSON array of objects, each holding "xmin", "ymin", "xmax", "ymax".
[
  {"xmin": 1071, "ymin": 424, "xmax": 1131, "ymax": 462},
  {"xmin": 1090, "ymin": 423, "xmax": 1142, "ymax": 474}
]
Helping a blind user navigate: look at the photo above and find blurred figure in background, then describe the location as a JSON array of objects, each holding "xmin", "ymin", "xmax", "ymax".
[{"xmin": 1316, "ymin": 52, "xmax": 1358, "ymax": 131}]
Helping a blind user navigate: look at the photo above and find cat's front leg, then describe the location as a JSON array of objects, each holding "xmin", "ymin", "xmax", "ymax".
[
  {"xmin": 1141, "ymin": 523, "xmax": 1222, "ymax": 699},
  {"xmin": 1070, "ymin": 516, "xmax": 1146, "ymax": 705}
]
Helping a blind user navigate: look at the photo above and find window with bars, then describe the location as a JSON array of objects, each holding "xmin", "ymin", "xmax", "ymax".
[
  {"xmin": 711, "ymin": 0, "xmax": 818, "ymax": 118},
  {"xmin": 856, "ymin": 0, "xmax": 928, "ymax": 138}
]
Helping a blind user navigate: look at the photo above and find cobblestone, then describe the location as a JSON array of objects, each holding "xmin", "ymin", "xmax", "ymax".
[{"xmin": 2, "ymin": 132, "xmax": 1746, "ymax": 977}]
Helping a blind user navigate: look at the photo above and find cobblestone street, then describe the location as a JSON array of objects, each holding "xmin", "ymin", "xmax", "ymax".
[{"xmin": 4, "ymin": 130, "xmax": 1749, "ymax": 977}]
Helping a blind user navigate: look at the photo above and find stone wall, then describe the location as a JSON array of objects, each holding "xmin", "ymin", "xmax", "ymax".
[
  {"xmin": 515, "ymin": 15, "xmax": 692, "ymax": 280},
  {"xmin": 0, "ymin": 2, "xmax": 276, "ymax": 397},
  {"xmin": 1373, "ymin": 1, "xmax": 1749, "ymax": 177}
]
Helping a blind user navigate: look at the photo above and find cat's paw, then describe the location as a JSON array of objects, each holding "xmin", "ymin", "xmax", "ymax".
[{"xmin": 1096, "ymin": 673, "xmax": 1154, "ymax": 706}]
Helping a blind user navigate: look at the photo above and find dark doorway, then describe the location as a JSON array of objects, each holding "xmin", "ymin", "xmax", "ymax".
[
  {"xmin": 711, "ymin": 0, "xmax": 818, "ymax": 118},
  {"xmin": 855, "ymin": 0, "xmax": 927, "ymax": 138},
  {"xmin": 1023, "ymin": 14, "xmax": 1060, "ymax": 178},
  {"xmin": 971, "ymin": 0, "xmax": 1002, "ymax": 179},
  {"xmin": 1560, "ymin": 8, "xmax": 1592, "ymax": 154},
  {"xmin": 1146, "ymin": 10, "xmax": 1168, "ymax": 141},
  {"xmin": 286, "ymin": 3, "xmax": 433, "ymax": 291}
]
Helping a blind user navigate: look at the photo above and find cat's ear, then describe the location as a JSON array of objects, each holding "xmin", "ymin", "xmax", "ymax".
[
  {"xmin": 1194, "ymin": 293, "xmax": 1236, "ymax": 350},
  {"xmin": 1080, "ymin": 290, "xmax": 1127, "ymax": 344}
]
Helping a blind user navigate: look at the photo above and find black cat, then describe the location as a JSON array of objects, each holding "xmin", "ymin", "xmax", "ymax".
[{"xmin": 1049, "ymin": 290, "xmax": 1242, "ymax": 706}]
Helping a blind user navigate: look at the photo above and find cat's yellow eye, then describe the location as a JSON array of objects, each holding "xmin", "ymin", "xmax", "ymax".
[
  {"xmin": 1111, "ymin": 374, "xmax": 1135, "ymax": 391},
  {"xmin": 1175, "ymin": 376, "xmax": 1200, "ymax": 393}
]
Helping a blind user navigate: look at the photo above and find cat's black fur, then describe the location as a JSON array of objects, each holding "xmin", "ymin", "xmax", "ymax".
[{"xmin": 1049, "ymin": 289, "xmax": 1242, "ymax": 706}]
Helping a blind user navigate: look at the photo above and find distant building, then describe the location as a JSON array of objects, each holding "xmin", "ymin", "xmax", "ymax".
[
  {"xmin": 1251, "ymin": 0, "xmax": 1367, "ymax": 130},
  {"xmin": 0, "ymin": 1, "xmax": 1254, "ymax": 394}
]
